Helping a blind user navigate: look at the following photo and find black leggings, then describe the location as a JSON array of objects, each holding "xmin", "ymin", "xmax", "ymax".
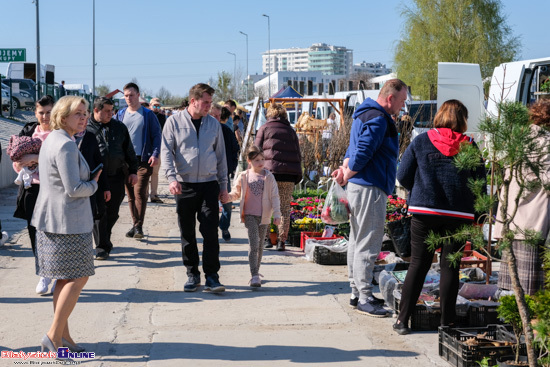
[{"xmin": 398, "ymin": 215, "xmax": 470, "ymax": 326}]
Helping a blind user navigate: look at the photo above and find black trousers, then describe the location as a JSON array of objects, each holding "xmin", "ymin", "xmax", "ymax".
[
  {"xmin": 175, "ymin": 181, "xmax": 220, "ymax": 277},
  {"xmin": 398, "ymin": 215, "xmax": 470, "ymax": 326},
  {"xmin": 93, "ymin": 174, "xmax": 126, "ymax": 252},
  {"xmin": 23, "ymin": 184, "xmax": 40, "ymax": 256}
]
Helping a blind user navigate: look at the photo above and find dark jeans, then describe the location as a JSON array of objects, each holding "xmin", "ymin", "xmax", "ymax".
[
  {"xmin": 175, "ymin": 181, "xmax": 220, "ymax": 277},
  {"xmin": 23, "ymin": 184, "xmax": 40, "ymax": 256},
  {"xmin": 125, "ymin": 161, "xmax": 153, "ymax": 228},
  {"xmin": 93, "ymin": 174, "xmax": 126, "ymax": 252},
  {"xmin": 398, "ymin": 215, "xmax": 469, "ymax": 326},
  {"xmin": 219, "ymin": 177, "xmax": 232, "ymax": 231}
]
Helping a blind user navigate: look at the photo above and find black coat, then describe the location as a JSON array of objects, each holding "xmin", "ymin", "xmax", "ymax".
[{"xmin": 255, "ymin": 117, "xmax": 302, "ymax": 183}]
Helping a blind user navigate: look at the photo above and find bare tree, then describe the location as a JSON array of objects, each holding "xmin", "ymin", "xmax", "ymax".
[{"xmin": 95, "ymin": 83, "xmax": 110, "ymax": 97}]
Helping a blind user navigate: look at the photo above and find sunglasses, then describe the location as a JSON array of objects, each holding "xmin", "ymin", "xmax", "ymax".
[{"xmin": 153, "ymin": 105, "xmax": 161, "ymax": 109}]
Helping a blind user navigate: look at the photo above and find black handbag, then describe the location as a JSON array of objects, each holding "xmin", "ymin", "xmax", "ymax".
[{"xmin": 386, "ymin": 216, "xmax": 412, "ymax": 258}]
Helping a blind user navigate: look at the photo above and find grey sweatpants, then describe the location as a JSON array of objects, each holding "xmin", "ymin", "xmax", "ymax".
[{"xmin": 346, "ymin": 182, "xmax": 387, "ymax": 302}]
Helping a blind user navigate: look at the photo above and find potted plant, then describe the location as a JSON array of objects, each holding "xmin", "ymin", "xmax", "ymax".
[
  {"xmin": 269, "ymin": 217, "xmax": 278, "ymax": 245},
  {"xmin": 496, "ymin": 295, "xmax": 535, "ymax": 366}
]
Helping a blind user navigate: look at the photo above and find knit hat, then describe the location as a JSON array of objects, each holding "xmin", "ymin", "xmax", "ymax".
[{"xmin": 150, "ymin": 98, "xmax": 161, "ymax": 106}]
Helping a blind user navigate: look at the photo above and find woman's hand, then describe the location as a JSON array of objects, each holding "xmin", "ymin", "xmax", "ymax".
[
  {"xmin": 273, "ymin": 217, "xmax": 281, "ymax": 226},
  {"xmin": 92, "ymin": 169, "xmax": 102, "ymax": 182}
]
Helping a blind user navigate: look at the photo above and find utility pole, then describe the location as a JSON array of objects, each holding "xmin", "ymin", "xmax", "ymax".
[
  {"xmin": 262, "ymin": 14, "xmax": 271, "ymax": 98},
  {"xmin": 239, "ymin": 31, "xmax": 248, "ymax": 101},
  {"xmin": 34, "ymin": 0, "xmax": 41, "ymax": 100}
]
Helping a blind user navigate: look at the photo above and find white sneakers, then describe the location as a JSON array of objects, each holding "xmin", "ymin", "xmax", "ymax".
[
  {"xmin": 249, "ymin": 274, "xmax": 263, "ymax": 288},
  {"xmin": 0, "ymin": 231, "xmax": 8, "ymax": 246},
  {"xmin": 35, "ymin": 277, "xmax": 52, "ymax": 295}
]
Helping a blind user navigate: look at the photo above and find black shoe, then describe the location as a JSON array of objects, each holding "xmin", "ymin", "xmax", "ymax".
[
  {"xmin": 393, "ymin": 322, "xmax": 411, "ymax": 335},
  {"xmin": 184, "ymin": 274, "xmax": 201, "ymax": 292},
  {"xmin": 350, "ymin": 296, "xmax": 359, "ymax": 309},
  {"xmin": 222, "ymin": 229, "xmax": 231, "ymax": 242},
  {"xmin": 150, "ymin": 196, "xmax": 163, "ymax": 203},
  {"xmin": 356, "ymin": 300, "xmax": 389, "ymax": 318},
  {"xmin": 134, "ymin": 226, "xmax": 144, "ymax": 239},
  {"xmin": 276, "ymin": 240, "xmax": 285, "ymax": 251},
  {"xmin": 264, "ymin": 239, "xmax": 274, "ymax": 249},
  {"xmin": 368, "ymin": 295, "xmax": 386, "ymax": 306},
  {"xmin": 125, "ymin": 227, "xmax": 136, "ymax": 238},
  {"xmin": 95, "ymin": 250, "xmax": 110, "ymax": 260},
  {"xmin": 204, "ymin": 274, "xmax": 225, "ymax": 293}
]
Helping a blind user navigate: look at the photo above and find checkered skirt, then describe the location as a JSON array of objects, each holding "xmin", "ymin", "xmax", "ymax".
[
  {"xmin": 497, "ymin": 240, "xmax": 545, "ymax": 296},
  {"xmin": 35, "ymin": 231, "xmax": 95, "ymax": 279}
]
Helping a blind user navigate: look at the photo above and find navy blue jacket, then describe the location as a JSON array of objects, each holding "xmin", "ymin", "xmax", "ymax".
[
  {"xmin": 344, "ymin": 98, "xmax": 398, "ymax": 195},
  {"xmin": 397, "ymin": 131, "xmax": 486, "ymax": 220},
  {"xmin": 115, "ymin": 107, "xmax": 161, "ymax": 162}
]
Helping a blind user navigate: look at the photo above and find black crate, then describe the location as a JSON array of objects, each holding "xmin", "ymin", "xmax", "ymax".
[
  {"xmin": 313, "ymin": 246, "xmax": 347, "ymax": 265},
  {"xmin": 394, "ymin": 298, "xmax": 441, "ymax": 331},
  {"xmin": 468, "ymin": 304, "xmax": 501, "ymax": 327},
  {"xmin": 439, "ymin": 324, "xmax": 524, "ymax": 367},
  {"xmin": 288, "ymin": 233, "xmax": 301, "ymax": 247}
]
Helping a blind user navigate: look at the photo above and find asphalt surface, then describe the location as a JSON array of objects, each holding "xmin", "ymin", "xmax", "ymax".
[{"xmin": 0, "ymin": 177, "xmax": 449, "ymax": 366}]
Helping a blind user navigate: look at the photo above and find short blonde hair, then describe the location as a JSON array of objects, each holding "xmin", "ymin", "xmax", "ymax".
[
  {"xmin": 266, "ymin": 103, "xmax": 287, "ymax": 119},
  {"xmin": 50, "ymin": 96, "xmax": 89, "ymax": 130}
]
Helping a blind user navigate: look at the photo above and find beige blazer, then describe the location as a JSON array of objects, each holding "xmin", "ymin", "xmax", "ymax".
[
  {"xmin": 228, "ymin": 169, "xmax": 281, "ymax": 225},
  {"xmin": 31, "ymin": 129, "xmax": 98, "ymax": 234},
  {"xmin": 494, "ymin": 125, "xmax": 550, "ymax": 240}
]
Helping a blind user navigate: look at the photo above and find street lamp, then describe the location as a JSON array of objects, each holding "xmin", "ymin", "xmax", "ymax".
[
  {"xmin": 227, "ymin": 52, "xmax": 236, "ymax": 94},
  {"xmin": 239, "ymin": 31, "xmax": 248, "ymax": 101},
  {"xmin": 33, "ymin": 0, "xmax": 41, "ymax": 100},
  {"xmin": 262, "ymin": 14, "xmax": 270, "ymax": 98},
  {"xmin": 93, "ymin": 0, "xmax": 96, "ymax": 97}
]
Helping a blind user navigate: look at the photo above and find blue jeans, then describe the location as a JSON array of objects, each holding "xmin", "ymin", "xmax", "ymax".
[{"xmin": 219, "ymin": 178, "xmax": 232, "ymax": 231}]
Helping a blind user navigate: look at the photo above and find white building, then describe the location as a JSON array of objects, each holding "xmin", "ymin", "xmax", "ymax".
[
  {"xmin": 352, "ymin": 62, "xmax": 392, "ymax": 77},
  {"xmin": 262, "ymin": 43, "xmax": 353, "ymax": 76},
  {"xmin": 254, "ymin": 71, "xmax": 348, "ymax": 98}
]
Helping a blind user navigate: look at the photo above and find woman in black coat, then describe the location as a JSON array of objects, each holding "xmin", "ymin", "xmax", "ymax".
[{"xmin": 255, "ymin": 103, "xmax": 302, "ymax": 251}]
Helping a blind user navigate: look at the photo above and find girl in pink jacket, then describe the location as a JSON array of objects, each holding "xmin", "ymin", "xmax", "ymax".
[{"xmin": 225, "ymin": 146, "xmax": 281, "ymax": 287}]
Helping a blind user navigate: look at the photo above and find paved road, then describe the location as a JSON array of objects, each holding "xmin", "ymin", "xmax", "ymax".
[{"xmin": 0, "ymin": 178, "xmax": 447, "ymax": 366}]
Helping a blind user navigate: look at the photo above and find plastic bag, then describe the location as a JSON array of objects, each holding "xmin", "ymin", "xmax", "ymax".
[{"xmin": 321, "ymin": 181, "xmax": 350, "ymax": 224}]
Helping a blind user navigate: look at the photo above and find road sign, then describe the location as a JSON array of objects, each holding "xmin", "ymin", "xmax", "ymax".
[{"xmin": 0, "ymin": 49, "xmax": 26, "ymax": 62}]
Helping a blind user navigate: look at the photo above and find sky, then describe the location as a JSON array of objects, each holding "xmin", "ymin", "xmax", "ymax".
[{"xmin": 1, "ymin": 0, "xmax": 549, "ymax": 99}]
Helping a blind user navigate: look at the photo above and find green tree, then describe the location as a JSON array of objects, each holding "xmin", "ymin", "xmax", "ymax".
[
  {"xmin": 95, "ymin": 83, "xmax": 110, "ymax": 97},
  {"xmin": 213, "ymin": 71, "xmax": 233, "ymax": 103},
  {"xmin": 394, "ymin": 0, "xmax": 520, "ymax": 99}
]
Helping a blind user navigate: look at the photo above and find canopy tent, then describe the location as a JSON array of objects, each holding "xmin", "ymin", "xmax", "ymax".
[{"xmin": 271, "ymin": 86, "xmax": 303, "ymax": 99}]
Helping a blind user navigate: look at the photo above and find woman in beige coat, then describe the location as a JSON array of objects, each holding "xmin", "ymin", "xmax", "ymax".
[{"xmin": 495, "ymin": 100, "xmax": 550, "ymax": 295}]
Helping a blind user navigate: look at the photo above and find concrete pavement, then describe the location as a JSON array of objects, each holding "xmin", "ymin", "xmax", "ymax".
[{"xmin": 0, "ymin": 177, "xmax": 448, "ymax": 366}]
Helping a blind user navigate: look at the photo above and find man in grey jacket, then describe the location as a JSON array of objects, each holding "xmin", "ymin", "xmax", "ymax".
[{"xmin": 161, "ymin": 83, "xmax": 228, "ymax": 293}]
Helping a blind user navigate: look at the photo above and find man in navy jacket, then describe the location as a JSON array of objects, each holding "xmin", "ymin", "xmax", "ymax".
[
  {"xmin": 333, "ymin": 79, "xmax": 407, "ymax": 317},
  {"xmin": 115, "ymin": 82, "xmax": 162, "ymax": 239}
]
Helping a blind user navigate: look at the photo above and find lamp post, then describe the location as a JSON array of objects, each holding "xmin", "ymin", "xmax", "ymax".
[
  {"xmin": 227, "ymin": 52, "xmax": 236, "ymax": 95},
  {"xmin": 262, "ymin": 14, "xmax": 270, "ymax": 98},
  {"xmin": 34, "ymin": 0, "xmax": 41, "ymax": 100},
  {"xmin": 239, "ymin": 31, "xmax": 248, "ymax": 101},
  {"xmin": 93, "ymin": 0, "xmax": 96, "ymax": 98}
]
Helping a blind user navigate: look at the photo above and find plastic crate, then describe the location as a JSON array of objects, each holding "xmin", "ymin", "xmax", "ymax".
[
  {"xmin": 288, "ymin": 233, "xmax": 301, "ymax": 247},
  {"xmin": 300, "ymin": 232, "xmax": 322, "ymax": 250},
  {"xmin": 394, "ymin": 298, "xmax": 442, "ymax": 331},
  {"xmin": 312, "ymin": 243, "xmax": 347, "ymax": 265},
  {"xmin": 468, "ymin": 304, "xmax": 501, "ymax": 327},
  {"xmin": 439, "ymin": 324, "xmax": 524, "ymax": 367}
]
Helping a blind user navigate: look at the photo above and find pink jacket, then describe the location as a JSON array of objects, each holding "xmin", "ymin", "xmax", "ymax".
[{"xmin": 228, "ymin": 169, "xmax": 281, "ymax": 225}]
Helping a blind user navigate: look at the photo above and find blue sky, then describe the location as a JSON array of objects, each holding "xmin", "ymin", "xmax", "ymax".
[{"xmin": 1, "ymin": 0, "xmax": 548, "ymax": 98}]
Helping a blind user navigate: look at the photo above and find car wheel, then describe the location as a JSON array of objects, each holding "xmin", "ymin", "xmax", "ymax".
[{"xmin": 11, "ymin": 98, "xmax": 20, "ymax": 111}]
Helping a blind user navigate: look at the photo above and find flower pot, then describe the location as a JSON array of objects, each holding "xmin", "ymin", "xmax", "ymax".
[
  {"xmin": 497, "ymin": 355, "xmax": 529, "ymax": 366},
  {"xmin": 269, "ymin": 232, "xmax": 278, "ymax": 245}
]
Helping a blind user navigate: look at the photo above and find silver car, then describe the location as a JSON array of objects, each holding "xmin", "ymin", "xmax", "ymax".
[
  {"xmin": 1, "ymin": 88, "xmax": 10, "ymax": 110},
  {"xmin": 1, "ymin": 82, "xmax": 34, "ymax": 110}
]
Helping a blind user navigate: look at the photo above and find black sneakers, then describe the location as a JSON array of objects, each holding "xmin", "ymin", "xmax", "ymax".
[
  {"xmin": 204, "ymin": 274, "xmax": 225, "ymax": 293},
  {"xmin": 95, "ymin": 250, "xmax": 110, "ymax": 260},
  {"xmin": 184, "ymin": 274, "xmax": 201, "ymax": 292},
  {"xmin": 222, "ymin": 229, "xmax": 231, "ymax": 242},
  {"xmin": 350, "ymin": 297, "xmax": 359, "ymax": 309},
  {"xmin": 276, "ymin": 240, "xmax": 285, "ymax": 251},
  {"xmin": 356, "ymin": 299, "xmax": 390, "ymax": 318},
  {"xmin": 125, "ymin": 227, "xmax": 136, "ymax": 238},
  {"xmin": 134, "ymin": 226, "xmax": 144, "ymax": 239},
  {"xmin": 350, "ymin": 295, "xmax": 384, "ymax": 309},
  {"xmin": 393, "ymin": 322, "xmax": 411, "ymax": 335}
]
